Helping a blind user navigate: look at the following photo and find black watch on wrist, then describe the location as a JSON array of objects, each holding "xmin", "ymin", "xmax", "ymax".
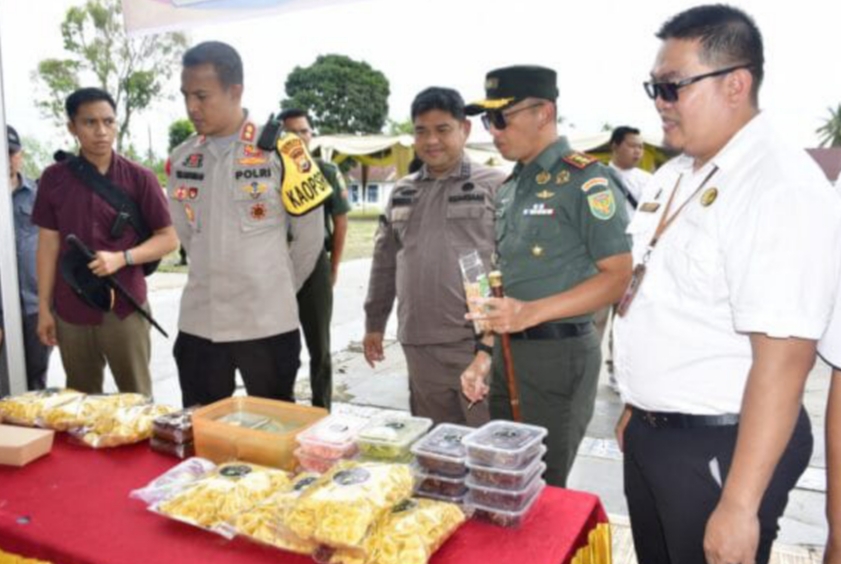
[{"xmin": 474, "ymin": 340, "xmax": 493, "ymax": 356}]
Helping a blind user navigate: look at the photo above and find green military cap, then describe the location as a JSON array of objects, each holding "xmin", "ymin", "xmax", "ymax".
[{"xmin": 465, "ymin": 65, "xmax": 559, "ymax": 115}]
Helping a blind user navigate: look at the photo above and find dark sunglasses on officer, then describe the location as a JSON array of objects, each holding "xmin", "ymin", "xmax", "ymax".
[
  {"xmin": 643, "ymin": 64, "xmax": 752, "ymax": 103},
  {"xmin": 481, "ymin": 101, "xmax": 546, "ymax": 131}
]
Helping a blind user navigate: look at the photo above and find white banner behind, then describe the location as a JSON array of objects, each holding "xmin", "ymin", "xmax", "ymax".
[{"xmin": 122, "ymin": 0, "xmax": 363, "ymax": 35}]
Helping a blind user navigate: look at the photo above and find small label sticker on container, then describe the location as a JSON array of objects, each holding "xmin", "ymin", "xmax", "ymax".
[
  {"xmin": 220, "ymin": 464, "xmax": 252, "ymax": 478},
  {"xmin": 385, "ymin": 422, "xmax": 406, "ymax": 431},
  {"xmin": 333, "ymin": 467, "xmax": 371, "ymax": 486},
  {"xmin": 294, "ymin": 476, "xmax": 318, "ymax": 491},
  {"xmin": 392, "ymin": 499, "xmax": 418, "ymax": 514},
  {"xmin": 443, "ymin": 433, "xmax": 464, "ymax": 445}
]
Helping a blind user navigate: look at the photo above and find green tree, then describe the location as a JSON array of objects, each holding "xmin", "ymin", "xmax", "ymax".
[
  {"xmin": 20, "ymin": 136, "xmax": 56, "ymax": 180},
  {"xmin": 168, "ymin": 119, "xmax": 195, "ymax": 152},
  {"xmin": 281, "ymin": 54, "xmax": 389, "ymax": 134},
  {"xmin": 816, "ymin": 104, "xmax": 841, "ymax": 148},
  {"xmin": 387, "ymin": 118, "xmax": 414, "ymax": 136},
  {"xmin": 32, "ymin": 0, "xmax": 188, "ymax": 151}
]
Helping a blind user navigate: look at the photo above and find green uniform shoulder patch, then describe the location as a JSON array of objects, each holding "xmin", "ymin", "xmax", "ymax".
[
  {"xmin": 587, "ymin": 190, "xmax": 616, "ymax": 220},
  {"xmin": 562, "ymin": 152, "xmax": 599, "ymax": 170}
]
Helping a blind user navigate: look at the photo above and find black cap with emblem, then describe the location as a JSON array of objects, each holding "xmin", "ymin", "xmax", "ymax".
[{"xmin": 465, "ymin": 65, "xmax": 559, "ymax": 116}]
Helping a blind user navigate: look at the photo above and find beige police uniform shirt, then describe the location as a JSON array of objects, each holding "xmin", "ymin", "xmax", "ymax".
[
  {"xmin": 613, "ymin": 112, "xmax": 841, "ymax": 415},
  {"xmin": 168, "ymin": 117, "xmax": 323, "ymax": 342},
  {"xmin": 364, "ymin": 157, "xmax": 507, "ymax": 345}
]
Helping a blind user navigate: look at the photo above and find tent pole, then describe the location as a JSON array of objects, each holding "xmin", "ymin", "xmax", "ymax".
[{"xmin": 0, "ymin": 38, "xmax": 29, "ymax": 396}]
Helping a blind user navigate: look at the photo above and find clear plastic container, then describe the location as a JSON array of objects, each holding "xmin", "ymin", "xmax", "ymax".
[
  {"xmin": 413, "ymin": 488, "xmax": 467, "ymax": 505},
  {"xmin": 357, "ymin": 413, "xmax": 432, "ymax": 462},
  {"xmin": 468, "ymin": 480, "xmax": 544, "ymax": 527},
  {"xmin": 412, "ymin": 463, "xmax": 468, "ymax": 498},
  {"xmin": 295, "ymin": 413, "xmax": 366, "ymax": 460},
  {"xmin": 467, "ymin": 475, "xmax": 545, "ymax": 512},
  {"xmin": 410, "ymin": 423, "xmax": 473, "ymax": 477},
  {"xmin": 152, "ymin": 407, "xmax": 196, "ymax": 444},
  {"xmin": 150, "ymin": 435, "xmax": 195, "ymax": 459},
  {"xmin": 294, "ymin": 447, "xmax": 340, "ymax": 474},
  {"xmin": 462, "ymin": 420, "xmax": 547, "ymax": 470},
  {"xmin": 466, "ymin": 448, "xmax": 547, "ymax": 490}
]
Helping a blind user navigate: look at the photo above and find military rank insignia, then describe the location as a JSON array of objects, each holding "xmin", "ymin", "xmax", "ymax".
[
  {"xmin": 587, "ymin": 191, "xmax": 616, "ymax": 220},
  {"xmin": 536, "ymin": 171, "xmax": 551, "ymax": 185},
  {"xmin": 555, "ymin": 170, "xmax": 570, "ymax": 185},
  {"xmin": 241, "ymin": 122, "xmax": 256, "ymax": 143},
  {"xmin": 562, "ymin": 152, "xmax": 598, "ymax": 169}
]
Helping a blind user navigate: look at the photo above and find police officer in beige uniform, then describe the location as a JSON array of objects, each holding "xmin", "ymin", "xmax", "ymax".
[
  {"xmin": 364, "ymin": 87, "xmax": 506, "ymax": 426},
  {"xmin": 170, "ymin": 41, "xmax": 323, "ymax": 407}
]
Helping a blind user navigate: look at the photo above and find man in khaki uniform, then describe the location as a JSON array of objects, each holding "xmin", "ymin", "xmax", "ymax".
[
  {"xmin": 364, "ymin": 87, "xmax": 506, "ymax": 426},
  {"xmin": 462, "ymin": 66, "xmax": 633, "ymax": 487},
  {"xmin": 169, "ymin": 41, "xmax": 323, "ymax": 407}
]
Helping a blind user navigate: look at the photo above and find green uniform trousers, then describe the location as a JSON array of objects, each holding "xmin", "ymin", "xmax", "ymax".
[
  {"xmin": 296, "ymin": 250, "xmax": 333, "ymax": 409},
  {"xmin": 55, "ymin": 306, "xmax": 152, "ymax": 397},
  {"xmin": 490, "ymin": 330, "xmax": 601, "ymax": 487}
]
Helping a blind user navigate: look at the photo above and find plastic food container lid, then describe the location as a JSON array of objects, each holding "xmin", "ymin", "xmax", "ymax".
[
  {"xmin": 410, "ymin": 423, "xmax": 473, "ymax": 461},
  {"xmin": 462, "ymin": 421, "xmax": 547, "ymax": 456},
  {"xmin": 413, "ymin": 489, "xmax": 467, "ymax": 505},
  {"xmin": 411, "ymin": 462, "xmax": 468, "ymax": 485},
  {"xmin": 357, "ymin": 413, "xmax": 433, "ymax": 449},
  {"xmin": 296, "ymin": 413, "xmax": 367, "ymax": 450},
  {"xmin": 467, "ymin": 479, "xmax": 544, "ymax": 522},
  {"xmin": 466, "ymin": 444, "xmax": 548, "ymax": 474}
]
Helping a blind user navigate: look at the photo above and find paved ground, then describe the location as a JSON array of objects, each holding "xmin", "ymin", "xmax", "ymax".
[{"xmin": 45, "ymin": 257, "xmax": 832, "ymax": 555}]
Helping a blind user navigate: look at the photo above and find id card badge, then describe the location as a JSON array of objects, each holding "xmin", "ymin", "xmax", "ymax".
[{"xmin": 616, "ymin": 263, "xmax": 647, "ymax": 317}]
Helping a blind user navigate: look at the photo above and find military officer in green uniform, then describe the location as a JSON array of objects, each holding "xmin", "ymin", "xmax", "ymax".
[
  {"xmin": 281, "ymin": 109, "xmax": 352, "ymax": 409},
  {"xmin": 461, "ymin": 66, "xmax": 633, "ymax": 487}
]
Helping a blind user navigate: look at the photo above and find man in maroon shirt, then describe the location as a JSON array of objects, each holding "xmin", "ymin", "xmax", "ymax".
[{"xmin": 32, "ymin": 87, "xmax": 178, "ymax": 396}]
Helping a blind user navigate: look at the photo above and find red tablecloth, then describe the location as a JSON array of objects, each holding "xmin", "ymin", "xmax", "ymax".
[{"xmin": 0, "ymin": 436, "xmax": 607, "ymax": 564}]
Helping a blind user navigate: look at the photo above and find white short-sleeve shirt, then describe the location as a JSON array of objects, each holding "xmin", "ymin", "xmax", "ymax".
[
  {"xmin": 610, "ymin": 162, "xmax": 653, "ymax": 219},
  {"xmin": 614, "ymin": 112, "xmax": 841, "ymax": 414}
]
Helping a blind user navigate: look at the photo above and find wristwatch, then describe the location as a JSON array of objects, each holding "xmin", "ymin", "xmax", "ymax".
[
  {"xmin": 124, "ymin": 249, "xmax": 135, "ymax": 266},
  {"xmin": 474, "ymin": 340, "xmax": 493, "ymax": 356}
]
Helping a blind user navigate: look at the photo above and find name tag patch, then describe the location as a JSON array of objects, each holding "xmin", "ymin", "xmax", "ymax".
[{"xmin": 523, "ymin": 203, "xmax": 555, "ymax": 216}]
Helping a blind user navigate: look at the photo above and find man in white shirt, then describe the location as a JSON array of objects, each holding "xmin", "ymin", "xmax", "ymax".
[
  {"xmin": 608, "ymin": 126, "xmax": 652, "ymax": 219},
  {"xmin": 613, "ymin": 5, "xmax": 841, "ymax": 564}
]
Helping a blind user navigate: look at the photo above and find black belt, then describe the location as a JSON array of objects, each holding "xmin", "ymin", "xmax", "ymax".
[
  {"xmin": 508, "ymin": 322, "xmax": 593, "ymax": 341},
  {"xmin": 633, "ymin": 407, "xmax": 739, "ymax": 429}
]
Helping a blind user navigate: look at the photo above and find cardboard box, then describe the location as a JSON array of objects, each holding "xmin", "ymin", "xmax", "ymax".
[{"xmin": 0, "ymin": 425, "xmax": 54, "ymax": 466}]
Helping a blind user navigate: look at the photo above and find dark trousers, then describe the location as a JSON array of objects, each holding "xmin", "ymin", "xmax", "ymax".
[
  {"xmin": 0, "ymin": 313, "xmax": 52, "ymax": 392},
  {"xmin": 174, "ymin": 329, "xmax": 301, "ymax": 407},
  {"xmin": 623, "ymin": 407, "xmax": 812, "ymax": 564},
  {"xmin": 296, "ymin": 251, "xmax": 333, "ymax": 409},
  {"xmin": 490, "ymin": 330, "xmax": 601, "ymax": 487}
]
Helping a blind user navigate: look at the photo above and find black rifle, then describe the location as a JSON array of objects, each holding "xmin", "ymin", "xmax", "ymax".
[{"xmin": 66, "ymin": 235, "xmax": 169, "ymax": 338}]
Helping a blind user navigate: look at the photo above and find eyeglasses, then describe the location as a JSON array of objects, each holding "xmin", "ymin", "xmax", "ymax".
[
  {"xmin": 643, "ymin": 64, "xmax": 752, "ymax": 103},
  {"xmin": 481, "ymin": 102, "xmax": 545, "ymax": 131}
]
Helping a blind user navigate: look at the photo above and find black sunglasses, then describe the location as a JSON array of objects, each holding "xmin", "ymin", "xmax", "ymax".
[
  {"xmin": 643, "ymin": 64, "xmax": 752, "ymax": 103},
  {"xmin": 481, "ymin": 102, "xmax": 546, "ymax": 131}
]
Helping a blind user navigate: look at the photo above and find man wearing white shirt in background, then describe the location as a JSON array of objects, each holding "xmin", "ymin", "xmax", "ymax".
[
  {"xmin": 608, "ymin": 126, "xmax": 652, "ymax": 219},
  {"xmin": 613, "ymin": 5, "xmax": 841, "ymax": 564}
]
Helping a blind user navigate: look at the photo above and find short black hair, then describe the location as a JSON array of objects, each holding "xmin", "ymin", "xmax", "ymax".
[
  {"xmin": 411, "ymin": 87, "xmax": 466, "ymax": 121},
  {"xmin": 656, "ymin": 4, "xmax": 764, "ymax": 104},
  {"xmin": 65, "ymin": 87, "xmax": 117, "ymax": 120},
  {"xmin": 610, "ymin": 126, "xmax": 641, "ymax": 147},
  {"xmin": 182, "ymin": 41, "xmax": 243, "ymax": 88},
  {"xmin": 279, "ymin": 108, "xmax": 311, "ymax": 123}
]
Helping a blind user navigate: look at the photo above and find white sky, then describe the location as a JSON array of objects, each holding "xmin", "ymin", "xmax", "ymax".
[{"xmin": 1, "ymin": 0, "xmax": 839, "ymax": 158}]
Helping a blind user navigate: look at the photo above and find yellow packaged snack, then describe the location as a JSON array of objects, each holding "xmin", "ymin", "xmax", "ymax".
[
  {"xmin": 0, "ymin": 389, "xmax": 83, "ymax": 427},
  {"xmin": 231, "ymin": 472, "xmax": 321, "ymax": 554},
  {"xmin": 41, "ymin": 393, "xmax": 148, "ymax": 431},
  {"xmin": 330, "ymin": 498, "xmax": 466, "ymax": 564},
  {"xmin": 155, "ymin": 462, "xmax": 291, "ymax": 533},
  {"xmin": 74, "ymin": 404, "xmax": 176, "ymax": 448},
  {"xmin": 286, "ymin": 461, "xmax": 414, "ymax": 550}
]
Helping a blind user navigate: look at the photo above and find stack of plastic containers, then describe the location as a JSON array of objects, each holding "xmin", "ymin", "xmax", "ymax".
[
  {"xmin": 151, "ymin": 407, "xmax": 197, "ymax": 459},
  {"xmin": 463, "ymin": 420, "xmax": 548, "ymax": 527},
  {"xmin": 410, "ymin": 423, "xmax": 473, "ymax": 503},
  {"xmin": 356, "ymin": 412, "xmax": 432, "ymax": 463},
  {"xmin": 294, "ymin": 413, "xmax": 368, "ymax": 473}
]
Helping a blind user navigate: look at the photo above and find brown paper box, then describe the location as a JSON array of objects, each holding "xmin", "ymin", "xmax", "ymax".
[{"xmin": 0, "ymin": 424, "xmax": 54, "ymax": 466}]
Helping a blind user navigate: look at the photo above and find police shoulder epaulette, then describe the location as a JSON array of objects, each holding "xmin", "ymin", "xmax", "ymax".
[{"xmin": 562, "ymin": 152, "xmax": 599, "ymax": 170}]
